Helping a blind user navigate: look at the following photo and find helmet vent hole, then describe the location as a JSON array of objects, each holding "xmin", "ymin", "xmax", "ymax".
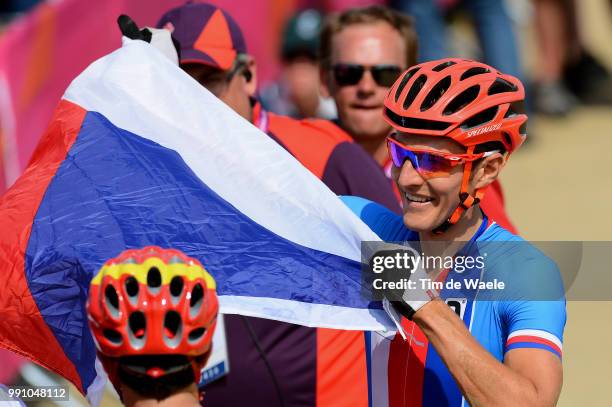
[
  {"xmin": 147, "ymin": 267, "xmax": 162, "ymax": 294},
  {"xmin": 170, "ymin": 276, "xmax": 184, "ymax": 299},
  {"xmin": 384, "ymin": 108, "xmax": 451, "ymax": 131},
  {"xmin": 103, "ymin": 329, "xmax": 123, "ymax": 345},
  {"xmin": 129, "ymin": 311, "xmax": 146, "ymax": 339},
  {"xmin": 104, "ymin": 284, "xmax": 120, "ymax": 318},
  {"xmin": 190, "ymin": 283, "xmax": 204, "ymax": 317},
  {"xmin": 421, "ymin": 75, "xmax": 451, "ymax": 111},
  {"xmin": 127, "ymin": 312, "xmax": 146, "ymax": 350},
  {"xmin": 394, "ymin": 67, "xmax": 419, "ymax": 102},
  {"xmin": 504, "ymin": 105, "xmax": 517, "ymax": 118},
  {"xmin": 443, "ymin": 85, "xmax": 480, "ymax": 115},
  {"xmin": 432, "ymin": 60, "xmax": 456, "ymax": 72},
  {"xmin": 404, "ymin": 74, "xmax": 427, "ymax": 110},
  {"xmin": 503, "ymin": 132, "xmax": 513, "ymax": 148},
  {"xmin": 488, "ymin": 78, "xmax": 517, "ymax": 95},
  {"xmin": 124, "ymin": 276, "xmax": 139, "ymax": 301},
  {"xmin": 163, "ymin": 311, "xmax": 183, "ymax": 348},
  {"xmin": 188, "ymin": 327, "xmax": 206, "ymax": 344},
  {"xmin": 460, "ymin": 106, "xmax": 499, "ymax": 130},
  {"xmin": 460, "ymin": 67, "xmax": 490, "ymax": 81}
]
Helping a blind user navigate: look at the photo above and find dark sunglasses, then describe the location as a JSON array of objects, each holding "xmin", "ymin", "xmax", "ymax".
[
  {"xmin": 332, "ymin": 63, "xmax": 402, "ymax": 87},
  {"xmin": 187, "ymin": 54, "xmax": 252, "ymax": 97}
]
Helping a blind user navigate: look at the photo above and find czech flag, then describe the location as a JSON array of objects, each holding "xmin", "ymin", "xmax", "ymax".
[{"xmin": 0, "ymin": 39, "xmax": 392, "ymax": 402}]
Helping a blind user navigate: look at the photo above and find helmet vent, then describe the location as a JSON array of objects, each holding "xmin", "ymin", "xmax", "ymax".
[
  {"xmin": 460, "ymin": 106, "xmax": 498, "ymax": 129},
  {"xmin": 421, "ymin": 75, "xmax": 451, "ymax": 111},
  {"xmin": 443, "ymin": 85, "xmax": 480, "ymax": 115},
  {"xmin": 163, "ymin": 311, "xmax": 183, "ymax": 348},
  {"xmin": 147, "ymin": 267, "xmax": 162, "ymax": 294},
  {"xmin": 103, "ymin": 329, "xmax": 123, "ymax": 345},
  {"xmin": 385, "ymin": 108, "xmax": 451, "ymax": 131},
  {"xmin": 504, "ymin": 105, "xmax": 518, "ymax": 118},
  {"xmin": 460, "ymin": 67, "xmax": 490, "ymax": 81},
  {"xmin": 432, "ymin": 61, "xmax": 456, "ymax": 72},
  {"xmin": 404, "ymin": 74, "xmax": 427, "ymax": 110},
  {"xmin": 190, "ymin": 283, "xmax": 204, "ymax": 318},
  {"xmin": 488, "ymin": 78, "xmax": 517, "ymax": 95},
  {"xmin": 519, "ymin": 122, "xmax": 527, "ymax": 135},
  {"xmin": 503, "ymin": 132, "xmax": 513, "ymax": 148},
  {"xmin": 124, "ymin": 276, "xmax": 139, "ymax": 304},
  {"xmin": 170, "ymin": 276, "xmax": 184, "ymax": 305},
  {"xmin": 188, "ymin": 327, "xmax": 206, "ymax": 344},
  {"xmin": 394, "ymin": 67, "xmax": 419, "ymax": 102},
  {"xmin": 104, "ymin": 284, "xmax": 120, "ymax": 318},
  {"xmin": 128, "ymin": 311, "xmax": 147, "ymax": 350}
]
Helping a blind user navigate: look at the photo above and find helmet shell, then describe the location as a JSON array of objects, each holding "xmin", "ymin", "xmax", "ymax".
[
  {"xmin": 384, "ymin": 58, "xmax": 527, "ymax": 153},
  {"xmin": 87, "ymin": 246, "xmax": 218, "ymax": 381}
]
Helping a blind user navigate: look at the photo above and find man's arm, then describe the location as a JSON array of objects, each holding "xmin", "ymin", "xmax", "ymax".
[{"xmin": 413, "ymin": 300, "xmax": 563, "ymax": 407}]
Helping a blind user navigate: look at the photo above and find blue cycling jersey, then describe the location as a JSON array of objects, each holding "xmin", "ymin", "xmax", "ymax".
[{"xmin": 341, "ymin": 196, "xmax": 566, "ymax": 407}]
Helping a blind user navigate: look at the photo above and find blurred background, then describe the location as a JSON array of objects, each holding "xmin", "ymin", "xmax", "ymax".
[{"xmin": 0, "ymin": 0, "xmax": 610, "ymax": 405}]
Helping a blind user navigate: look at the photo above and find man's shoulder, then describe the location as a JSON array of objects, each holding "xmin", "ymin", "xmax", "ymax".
[
  {"xmin": 266, "ymin": 114, "xmax": 361, "ymax": 178},
  {"xmin": 267, "ymin": 114, "xmax": 353, "ymax": 145}
]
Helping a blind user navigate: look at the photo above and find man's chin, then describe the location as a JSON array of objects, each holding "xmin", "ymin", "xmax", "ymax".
[
  {"xmin": 402, "ymin": 212, "xmax": 440, "ymax": 234},
  {"xmin": 342, "ymin": 114, "xmax": 388, "ymax": 139}
]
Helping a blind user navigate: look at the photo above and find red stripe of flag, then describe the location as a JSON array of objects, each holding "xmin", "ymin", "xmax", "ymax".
[{"xmin": 0, "ymin": 100, "xmax": 87, "ymax": 392}]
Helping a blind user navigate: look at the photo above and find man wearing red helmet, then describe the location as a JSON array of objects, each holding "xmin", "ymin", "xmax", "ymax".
[
  {"xmin": 87, "ymin": 246, "xmax": 219, "ymax": 406},
  {"xmin": 343, "ymin": 58, "xmax": 565, "ymax": 406}
]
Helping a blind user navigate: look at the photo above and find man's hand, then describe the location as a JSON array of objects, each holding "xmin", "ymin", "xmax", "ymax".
[{"xmin": 117, "ymin": 14, "xmax": 180, "ymax": 65}]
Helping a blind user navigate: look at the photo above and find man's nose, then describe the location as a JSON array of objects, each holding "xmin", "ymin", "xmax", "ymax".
[
  {"xmin": 356, "ymin": 69, "xmax": 377, "ymax": 95},
  {"xmin": 396, "ymin": 159, "xmax": 425, "ymax": 188}
]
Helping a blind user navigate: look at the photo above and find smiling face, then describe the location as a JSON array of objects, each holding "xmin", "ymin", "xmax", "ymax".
[
  {"xmin": 391, "ymin": 134, "xmax": 468, "ymax": 232},
  {"xmin": 323, "ymin": 22, "xmax": 406, "ymax": 143}
]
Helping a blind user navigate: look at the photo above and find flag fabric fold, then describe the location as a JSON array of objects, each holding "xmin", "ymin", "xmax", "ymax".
[{"xmin": 0, "ymin": 38, "xmax": 392, "ymax": 397}]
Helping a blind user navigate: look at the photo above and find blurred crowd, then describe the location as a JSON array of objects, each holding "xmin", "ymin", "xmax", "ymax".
[
  {"xmin": 260, "ymin": 0, "xmax": 612, "ymax": 119},
  {"xmin": 0, "ymin": 0, "xmax": 610, "ymax": 404}
]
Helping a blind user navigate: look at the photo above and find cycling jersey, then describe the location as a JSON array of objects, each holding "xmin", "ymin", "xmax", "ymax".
[{"xmin": 342, "ymin": 196, "xmax": 566, "ymax": 407}]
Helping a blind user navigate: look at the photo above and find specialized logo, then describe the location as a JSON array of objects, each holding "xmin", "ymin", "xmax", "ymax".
[{"xmin": 467, "ymin": 123, "xmax": 501, "ymax": 137}]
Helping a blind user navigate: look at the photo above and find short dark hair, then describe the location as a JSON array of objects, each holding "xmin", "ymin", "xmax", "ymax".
[{"xmin": 319, "ymin": 5, "xmax": 418, "ymax": 69}]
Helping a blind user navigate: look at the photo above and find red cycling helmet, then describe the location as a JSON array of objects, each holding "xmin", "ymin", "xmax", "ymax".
[
  {"xmin": 383, "ymin": 58, "xmax": 527, "ymax": 232},
  {"xmin": 87, "ymin": 246, "xmax": 218, "ymax": 388}
]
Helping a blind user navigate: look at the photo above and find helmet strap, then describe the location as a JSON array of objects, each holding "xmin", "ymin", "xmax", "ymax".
[{"xmin": 432, "ymin": 146, "xmax": 483, "ymax": 235}]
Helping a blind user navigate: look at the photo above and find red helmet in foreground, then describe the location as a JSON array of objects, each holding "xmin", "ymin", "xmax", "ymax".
[
  {"xmin": 87, "ymin": 246, "xmax": 218, "ymax": 388},
  {"xmin": 383, "ymin": 58, "xmax": 527, "ymax": 232}
]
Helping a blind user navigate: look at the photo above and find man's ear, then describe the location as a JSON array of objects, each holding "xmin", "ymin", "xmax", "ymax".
[
  {"xmin": 319, "ymin": 65, "xmax": 332, "ymax": 98},
  {"xmin": 244, "ymin": 56, "xmax": 257, "ymax": 96},
  {"xmin": 473, "ymin": 153, "xmax": 505, "ymax": 190}
]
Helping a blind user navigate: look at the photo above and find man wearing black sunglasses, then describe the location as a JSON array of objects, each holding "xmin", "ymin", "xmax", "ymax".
[{"xmin": 320, "ymin": 6, "xmax": 418, "ymax": 166}]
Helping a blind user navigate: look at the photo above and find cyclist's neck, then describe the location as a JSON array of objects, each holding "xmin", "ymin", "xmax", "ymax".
[
  {"xmin": 419, "ymin": 205, "xmax": 484, "ymax": 245},
  {"xmin": 121, "ymin": 382, "xmax": 200, "ymax": 407}
]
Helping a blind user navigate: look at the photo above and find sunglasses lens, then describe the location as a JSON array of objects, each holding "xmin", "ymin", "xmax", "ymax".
[
  {"xmin": 333, "ymin": 64, "xmax": 364, "ymax": 86},
  {"xmin": 388, "ymin": 140, "xmax": 456, "ymax": 178},
  {"xmin": 414, "ymin": 152, "xmax": 455, "ymax": 178},
  {"xmin": 372, "ymin": 66, "xmax": 402, "ymax": 87}
]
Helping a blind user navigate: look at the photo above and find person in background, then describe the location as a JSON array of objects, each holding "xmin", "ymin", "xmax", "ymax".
[
  {"xmin": 87, "ymin": 246, "xmax": 219, "ymax": 407},
  {"xmin": 260, "ymin": 9, "xmax": 337, "ymax": 119},
  {"xmin": 319, "ymin": 5, "xmax": 519, "ymax": 233},
  {"xmin": 155, "ymin": 3, "xmax": 400, "ymax": 406},
  {"xmin": 534, "ymin": 0, "xmax": 612, "ymax": 115}
]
